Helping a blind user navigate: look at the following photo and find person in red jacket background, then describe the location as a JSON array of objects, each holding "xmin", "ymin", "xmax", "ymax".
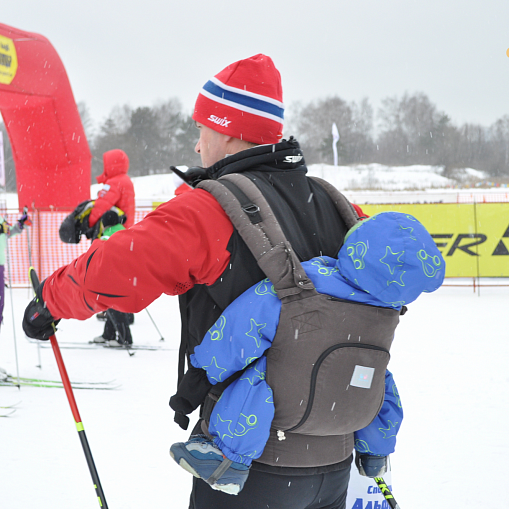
[
  {"xmin": 89, "ymin": 149, "xmax": 135, "ymax": 229},
  {"xmin": 90, "ymin": 149, "xmax": 136, "ymax": 346}
]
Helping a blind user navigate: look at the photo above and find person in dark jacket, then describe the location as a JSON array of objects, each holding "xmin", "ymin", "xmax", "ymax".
[
  {"xmin": 24, "ymin": 54, "xmax": 375, "ymax": 509},
  {"xmin": 169, "ymin": 211, "xmax": 445, "ymax": 495}
]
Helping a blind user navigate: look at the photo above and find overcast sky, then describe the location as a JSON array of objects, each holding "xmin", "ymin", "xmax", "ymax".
[{"xmin": 3, "ymin": 0, "xmax": 509, "ymax": 131}]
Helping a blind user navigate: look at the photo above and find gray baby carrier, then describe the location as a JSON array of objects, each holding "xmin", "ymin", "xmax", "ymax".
[{"xmin": 198, "ymin": 174, "xmax": 402, "ymax": 467}]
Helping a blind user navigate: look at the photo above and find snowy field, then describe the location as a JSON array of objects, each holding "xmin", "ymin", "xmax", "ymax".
[
  {"xmin": 1, "ymin": 163, "xmax": 507, "ymax": 209},
  {"xmin": 1, "ymin": 281, "xmax": 508, "ymax": 509}
]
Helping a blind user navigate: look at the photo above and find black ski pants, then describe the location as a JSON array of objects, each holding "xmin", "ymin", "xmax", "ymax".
[
  {"xmin": 103, "ymin": 309, "xmax": 132, "ymax": 344},
  {"xmin": 189, "ymin": 464, "xmax": 350, "ymax": 509}
]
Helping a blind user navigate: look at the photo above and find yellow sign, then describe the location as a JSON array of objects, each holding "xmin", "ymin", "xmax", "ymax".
[
  {"xmin": 360, "ymin": 203, "xmax": 509, "ymax": 277},
  {"xmin": 0, "ymin": 34, "xmax": 18, "ymax": 85}
]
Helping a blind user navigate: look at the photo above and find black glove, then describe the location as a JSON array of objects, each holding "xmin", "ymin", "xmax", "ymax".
[
  {"xmin": 18, "ymin": 212, "xmax": 32, "ymax": 229},
  {"xmin": 100, "ymin": 210, "xmax": 120, "ymax": 228},
  {"xmin": 23, "ymin": 280, "xmax": 60, "ymax": 340},
  {"xmin": 170, "ymin": 366, "xmax": 213, "ymax": 430},
  {"xmin": 355, "ymin": 451, "xmax": 388, "ymax": 478},
  {"xmin": 170, "ymin": 366, "xmax": 213, "ymax": 415}
]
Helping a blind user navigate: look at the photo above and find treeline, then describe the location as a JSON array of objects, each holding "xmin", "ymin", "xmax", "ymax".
[
  {"xmin": 286, "ymin": 92, "xmax": 509, "ymax": 180},
  {"xmin": 1, "ymin": 92, "xmax": 508, "ymax": 192},
  {"xmin": 82, "ymin": 99, "xmax": 202, "ymax": 181}
]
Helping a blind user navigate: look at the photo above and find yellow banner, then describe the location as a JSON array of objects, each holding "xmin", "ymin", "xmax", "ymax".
[
  {"xmin": 0, "ymin": 35, "xmax": 18, "ymax": 85},
  {"xmin": 360, "ymin": 203, "xmax": 509, "ymax": 277}
]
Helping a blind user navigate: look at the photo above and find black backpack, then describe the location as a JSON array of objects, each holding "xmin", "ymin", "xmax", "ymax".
[{"xmin": 59, "ymin": 200, "xmax": 126, "ymax": 243}]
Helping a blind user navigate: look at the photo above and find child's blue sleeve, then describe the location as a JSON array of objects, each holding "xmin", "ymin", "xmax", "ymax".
[
  {"xmin": 354, "ymin": 370, "xmax": 403, "ymax": 456},
  {"xmin": 209, "ymin": 356, "xmax": 274, "ymax": 466},
  {"xmin": 190, "ymin": 278, "xmax": 280, "ymax": 384}
]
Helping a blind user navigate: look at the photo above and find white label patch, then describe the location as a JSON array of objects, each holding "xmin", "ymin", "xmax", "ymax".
[
  {"xmin": 350, "ymin": 365, "xmax": 375, "ymax": 389},
  {"xmin": 284, "ymin": 155, "xmax": 303, "ymax": 164}
]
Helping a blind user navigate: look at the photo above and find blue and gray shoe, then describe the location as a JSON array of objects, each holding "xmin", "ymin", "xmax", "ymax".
[{"xmin": 170, "ymin": 435, "xmax": 250, "ymax": 495}]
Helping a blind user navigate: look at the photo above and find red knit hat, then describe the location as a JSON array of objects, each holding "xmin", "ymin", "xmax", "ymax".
[{"xmin": 193, "ymin": 54, "xmax": 284, "ymax": 145}]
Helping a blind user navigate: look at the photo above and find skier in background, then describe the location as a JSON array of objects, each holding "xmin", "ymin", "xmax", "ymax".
[
  {"xmin": 89, "ymin": 149, "xmax": 135, "ymax": 229},
  {"xmin": 0, "ymin": 211, "xmax": 31, "ymax": 331},
  {"xmin": 91, "ymin": 149, "xmax": 135, "ymax": 346}
]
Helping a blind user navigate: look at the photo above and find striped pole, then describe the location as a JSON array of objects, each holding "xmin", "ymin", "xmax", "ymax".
[
  {"xmin": 374, "ymin": 477, "xmax": 401, "ymax": 509},
  {"xmin": 30, "ymin": 267, "xmax": 108, "ymax": 508}
]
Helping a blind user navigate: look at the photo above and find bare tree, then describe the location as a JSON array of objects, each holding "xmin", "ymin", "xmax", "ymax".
[
  {"xmin": 376, "ymin": 92, "xmax": 451, "ymax": 165},
  {"xmin": 290, "ymin": 96, "xmax": 375, "ymax": 164}
]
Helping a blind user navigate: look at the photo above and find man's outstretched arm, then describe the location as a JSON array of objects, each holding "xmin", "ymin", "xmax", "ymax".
[{"xmin": 42, "ymin": 189, "xmax": 234, "ymax": 321}]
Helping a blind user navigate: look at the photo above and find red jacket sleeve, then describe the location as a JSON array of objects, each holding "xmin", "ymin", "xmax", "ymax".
[
  {"xmin": 43, "ymin": 189, "xmax": 234, "ymax": 320},
  {"xmin": 352, "ymin": 203, "xmax": 368, "ymax": 219}
]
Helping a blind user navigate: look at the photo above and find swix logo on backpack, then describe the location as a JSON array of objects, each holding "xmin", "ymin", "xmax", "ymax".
[{"xmin": 208, "ymin": 115, "xmax": 231, "ymax": 127}]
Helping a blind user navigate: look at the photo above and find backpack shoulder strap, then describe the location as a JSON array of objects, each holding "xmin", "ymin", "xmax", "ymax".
[
  {"xmin": 308, "ymin": 176, "xmax": 359, "ymax": 230},
  {"xmin": 198, "ymin": 174, "xmax": 314, "ymax": 299},
  {"xmin": 198, "ymin": 174, "xmax": 360, "ymax": 298}
]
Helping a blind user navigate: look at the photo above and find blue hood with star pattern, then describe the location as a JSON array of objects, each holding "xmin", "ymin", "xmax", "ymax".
[{"xmin": 334, "ymin": 211, "xmax": 445, "ymax": 307}]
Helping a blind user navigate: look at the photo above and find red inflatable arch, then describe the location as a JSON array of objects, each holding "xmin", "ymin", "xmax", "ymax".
[{"xmin": 0, "ymin": 23, "xmax": 91, "ymax": 210}]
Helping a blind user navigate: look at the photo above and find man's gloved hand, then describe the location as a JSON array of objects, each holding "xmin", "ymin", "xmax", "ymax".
[
  {"xmin": 23, "ymin": 280, "xmax": 60, "ymax": 340},
  {"xmin": 355, "ymin": 452, "xmax": 388, "ymax": 478}
]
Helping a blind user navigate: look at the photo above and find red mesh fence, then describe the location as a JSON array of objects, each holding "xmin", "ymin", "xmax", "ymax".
[
  {"xmin": 456, "ymin": 192, "xmax": 509, "ymax": 203},
  {"xmin": 4, "ymin": 208, "xmax": 153, "ymax": 287}
]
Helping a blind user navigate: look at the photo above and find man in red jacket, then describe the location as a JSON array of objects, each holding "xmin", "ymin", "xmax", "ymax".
[{"xmin": 23, "ymin": 54, "xmax": 364, "ymax": 509}]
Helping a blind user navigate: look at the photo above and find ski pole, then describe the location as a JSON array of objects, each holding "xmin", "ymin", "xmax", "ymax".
[
  {"xmin": 374, "ymin": 477, "xmax": 401, "ymax": 509},
  {"xmin": 29, "ymin": 268, "xmax": 109, "ymax": 509},
  {"xmin": 105, "ymin": 309, "xmax": 135, "ymax": 357},
  {"xmin": 145, "ymin": 307, "xmax": 164, "ymax": 341},
  {"xmin": 5, "ymin": 237, "xmax": 20, "ymax": 389},
  {"xmin": 25, "ymin": 207, "xmax": 42, "ymax": 369}
]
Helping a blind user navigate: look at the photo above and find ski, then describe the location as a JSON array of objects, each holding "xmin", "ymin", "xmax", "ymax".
[
  {"xmin": 0, "ymin": 401, "xmax": 21, "ymax": 408},
  {"xmin": 88, "ymin": 341, "xmax": 170, "ymax": 351},
  {"xmin": 15, "ymin": 376, "xmax": 117, "ymax": 386},
  {"xmin": 0, "ymin": 408, "xmax": 16, "ymax": 417},
  {"xmin": 0, "ymin": 379, "xmax": 120, "ymax": 390},
  {"xmin": 0, "ymin": 375, "xmax": 120, "ymax": 390},
  {"xmin": 2, "ymin": 367, "xmax": 117, "ymax": 387},
  {"xmin": 27, "ymin": 338, "xmax": 170, "ymax": 351}
]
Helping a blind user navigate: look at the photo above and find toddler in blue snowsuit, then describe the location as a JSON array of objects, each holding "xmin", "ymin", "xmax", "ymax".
[{"xmin": 170, "ymin": 211, "xmax": 445, "ymax": 494}]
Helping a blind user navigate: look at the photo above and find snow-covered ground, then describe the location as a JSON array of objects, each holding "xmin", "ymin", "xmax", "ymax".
[
  {"xmin": 114, "ymin": 164, "xmax": 509, "ymax": 206},
  {"xmin": 1, "ymin": 282, "xmax": 507, "ymax": 508}
]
